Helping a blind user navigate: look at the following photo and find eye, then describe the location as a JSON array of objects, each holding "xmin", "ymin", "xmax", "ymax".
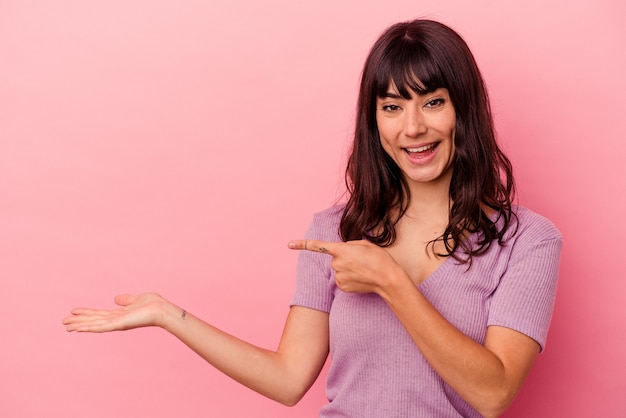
[
  {"xmin": 381, "ymin": 104, "xmax": 401, "ymax": 112},
  {"xmin": 425, "ymin": 98, "xmax": 445, "ymax": 108}
]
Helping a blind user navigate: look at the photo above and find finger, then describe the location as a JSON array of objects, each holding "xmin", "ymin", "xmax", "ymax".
[
  {"xmin": 66, "ymin": 319, "xmax": 116, "ymax": 333},
  {"xmin": 114, "ymin": 294, "xmax": 136, "ymax": 307},
  {"xmin": 63, "ymin": 313, "xmax": 107, "ymax": 328},
  {"xmin": 62, "ymin": 315, "xmax": 77, "ymax": 326},
  {"xmin": 64, "ymin": 309, "xmax": 128, "ymax": 331},
  {"xmin": 288, "ymin": 239, "xmax": 335, "ymax": 254},
  {"xmin": 63, "ymin": 314, "xmax": 102, "ymax": 331},
  {"xmin": 69, "ymin": 307, "xmax": 114, "ymax": 316}
]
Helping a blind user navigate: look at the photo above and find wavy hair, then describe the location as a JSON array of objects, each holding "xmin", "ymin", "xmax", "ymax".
[{"xmin": 340, "ymin": 19, "xmax": 516, "ymax": 263}]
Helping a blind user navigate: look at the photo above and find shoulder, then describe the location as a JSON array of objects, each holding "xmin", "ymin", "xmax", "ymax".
[
  {"xmin": 306, "ymin": 205, "xmax": 344, "ymax": 242},
  {"xmin": 312, "ymin": 204, "xmax": 344, "ymax": 223},
  {"xmin": 509, "ymin": 205, "xmax": 562, "ymax": 244}
]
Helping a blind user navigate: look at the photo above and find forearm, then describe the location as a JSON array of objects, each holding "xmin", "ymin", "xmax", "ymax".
[
  {"xmin": 161, "ymin": 303, "xmax": 297, "ymax": 404},
  {"xmin": 159, "ymin": 301, "xmax": 313, "ymax": 406},
  {"xmin": 64, "ymin": 293, "xmax": 327, "ymax": 405},
  {"xmin": 378, "ymin": 275, "xmax": 536, "ymax": 417}
]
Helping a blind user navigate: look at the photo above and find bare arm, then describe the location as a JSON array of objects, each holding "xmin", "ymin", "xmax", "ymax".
[
  {"xmin": 63, "ymin": 293, "xmax": 329, "ymax": 406},
  {"xmin": 379, "ymin": 278, "xmax": 539, "ymax": 418},
  {"xmin": 289, "ymin": 239, "xmax": 541, "ymax": 418}
]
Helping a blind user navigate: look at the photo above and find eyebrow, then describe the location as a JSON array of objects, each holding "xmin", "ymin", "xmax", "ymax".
[{"xmin": 379, "ymin": 92, "xmax": 403, "ymax": 99}]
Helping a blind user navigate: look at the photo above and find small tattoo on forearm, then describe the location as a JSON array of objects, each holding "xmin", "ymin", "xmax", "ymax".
[
  {"xmin": 319, "ymin": 247, "xmax": 329, "ymax": 253},
  {"xmin": 181, "ymin": 310, "xmax": 187, "ymax": 320}
]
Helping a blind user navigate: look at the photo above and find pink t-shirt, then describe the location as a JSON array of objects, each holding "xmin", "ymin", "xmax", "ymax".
[{"xmin": 291, "ymin": 205, "xmax": 562, "ymax": 417}]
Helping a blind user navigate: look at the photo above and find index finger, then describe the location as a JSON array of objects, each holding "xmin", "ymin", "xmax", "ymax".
[{"xmin": 288, "ymin": 239, "xmax": 336, "ymax": 255}]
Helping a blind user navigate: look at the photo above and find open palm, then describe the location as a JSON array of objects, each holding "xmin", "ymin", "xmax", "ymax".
[{"xmin": 63, "ymin": 293, "xmax": 166, "ymax": 332}]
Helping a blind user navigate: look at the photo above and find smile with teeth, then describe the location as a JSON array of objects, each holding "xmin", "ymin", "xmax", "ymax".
[{"xmin": 404, "ymin": 142, "xmax": 439, "ymax": 155}]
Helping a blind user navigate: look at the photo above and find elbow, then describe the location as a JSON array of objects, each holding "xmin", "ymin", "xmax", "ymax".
[
  {"xmin": 279, "ymin": 398, "xmax": 301, "ymax": 408},
  {"xmin": 272, "ymin": 372, "xmax": 321, "ymax": 407},
  {"xmin": 275, "ymin": 389, "xmax": 306, "ymax": 407},
  {"xmin": 475, "ymin": 387, "xmax": 518, "ymax": 418},
  {"xmin": 264, "ymin": 362, "xmax": 323, "ymax": 407},
  {"xmin": 247, "ymin": 386, "xmax": 306, "ymax": 408},
  {"xmin": 480, "ymin": 407, "xmax": 509, "ymax": 418},
  {"xmin": 270, "ymin": 381, "xmax": 311, "ymax": 407},
  {"xmin": 479, "ymin": 408, "xmax": 507, "ymax": 418}
]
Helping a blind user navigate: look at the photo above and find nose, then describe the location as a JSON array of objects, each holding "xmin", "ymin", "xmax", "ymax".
[{"xmin": 404, "ymin": 108, "xmax": 427, "ymax": 137}]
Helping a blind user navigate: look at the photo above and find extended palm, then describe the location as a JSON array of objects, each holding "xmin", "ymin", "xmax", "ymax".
[{"xmin": 63, "ymin": 293, "xmax": 166, "ymax": 332}]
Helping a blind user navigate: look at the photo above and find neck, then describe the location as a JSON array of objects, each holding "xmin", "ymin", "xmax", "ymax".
[{"xmin": 403, "ymin": 173, "xmax": 452, "ymax": 222}]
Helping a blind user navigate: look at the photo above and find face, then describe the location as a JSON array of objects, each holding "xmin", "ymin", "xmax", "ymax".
[{"xmin": 376, "ymin": 85, "xmax": 456, "ymax": 189}]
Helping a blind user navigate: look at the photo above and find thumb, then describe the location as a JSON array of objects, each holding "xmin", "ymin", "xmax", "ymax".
[{"xmin": 114, "ymin": 294, "xmax": 136, "ymax": 307}]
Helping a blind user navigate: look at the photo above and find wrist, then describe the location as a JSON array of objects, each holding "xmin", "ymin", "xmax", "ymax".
[
  {"xmin": 377, "ymin": 264, "xmax": 414, "ymax": 301},
  {"xmin": 157, "ymin": 298, "xmax": 185, "ymax": 331}
]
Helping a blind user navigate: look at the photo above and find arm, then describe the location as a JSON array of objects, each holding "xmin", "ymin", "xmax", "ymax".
[
  {"xmin": 379, "ymin": 277, "xmax": 539, "ymax": 418},
  {"xmin": 63, "ymin": 293, "xmax": 329, "ymax": 406},
  {"xmin": 290, "ymin": 238, "xmax": 558, "ymax": 417}
]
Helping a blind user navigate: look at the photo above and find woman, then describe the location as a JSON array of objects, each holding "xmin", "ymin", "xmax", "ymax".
[{"xmin": 64, "ymin": 19, "xmax": 562, "ymax": 417}]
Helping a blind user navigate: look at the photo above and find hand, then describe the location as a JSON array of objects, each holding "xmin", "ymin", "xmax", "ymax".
[
  {"xmin": 288, "ymin": 239, "xmax": 402, "ymax": 294},
  {"xmin": 63, "ymin": 292, "xmax": 167, "ymax": 332}
]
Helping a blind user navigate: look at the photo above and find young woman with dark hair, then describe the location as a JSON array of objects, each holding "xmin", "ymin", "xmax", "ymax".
[
  {"xmin": 342, "ymin": 20, "xmax": 515, "ymax": 259},
  {"xmin": 64, "ymin": 19, "xmax": 561, "ymax": 418}
]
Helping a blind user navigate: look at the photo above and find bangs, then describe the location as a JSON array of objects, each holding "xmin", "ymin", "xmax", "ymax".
[{"xmin": 374, "ymin": 40, "xmax": 445, "ymax": 99}]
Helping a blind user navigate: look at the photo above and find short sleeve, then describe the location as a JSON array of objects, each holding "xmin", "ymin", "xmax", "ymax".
[
  {"xmin": 487, "ymin": 215, "xmax": 563, "ymax": 351},
  {"xmin": 289, "ymin": 207, "xmax": 342, "ymax": 312}
]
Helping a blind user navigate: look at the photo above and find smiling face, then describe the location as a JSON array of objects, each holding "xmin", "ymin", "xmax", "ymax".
[{"xmin": 376, "ymin": 85, "xmax": 456, "ymax": 189}]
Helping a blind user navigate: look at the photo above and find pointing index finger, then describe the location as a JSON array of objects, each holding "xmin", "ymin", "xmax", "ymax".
[{"xmin": 288, "ymin": 239, "xmax": 334, "ymax": 254}]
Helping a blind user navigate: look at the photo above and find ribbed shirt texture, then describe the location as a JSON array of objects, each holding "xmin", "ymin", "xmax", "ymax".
[{"xmin": 290, "ymin": 205, "xmax": 562, "ymax": 418}]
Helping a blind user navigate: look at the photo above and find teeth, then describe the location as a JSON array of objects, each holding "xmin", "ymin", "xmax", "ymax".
[{"xmin": 406, "ymin": 144, "xmax": 435, "ymax": 153}]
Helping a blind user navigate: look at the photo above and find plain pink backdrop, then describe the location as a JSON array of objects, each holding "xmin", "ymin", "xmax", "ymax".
[{"xmin": 1, "ymin": 0, "xmax": 625, "ymax": 417}]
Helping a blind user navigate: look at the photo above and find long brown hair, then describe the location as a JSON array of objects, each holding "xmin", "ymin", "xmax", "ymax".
[{"xmin": 340, "ymin": 19, "xmax": 516, "ymax": 263}]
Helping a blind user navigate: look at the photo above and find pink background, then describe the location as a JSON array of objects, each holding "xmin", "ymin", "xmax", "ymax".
[{"xmin": 1, "ymin": 0, "xmax": 625, "ymax": 417}]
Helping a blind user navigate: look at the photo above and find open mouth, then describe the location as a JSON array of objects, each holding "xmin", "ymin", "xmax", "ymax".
[{"xmin": 404, "ymin": 142, "xmax": 440, "ymax": 156}]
